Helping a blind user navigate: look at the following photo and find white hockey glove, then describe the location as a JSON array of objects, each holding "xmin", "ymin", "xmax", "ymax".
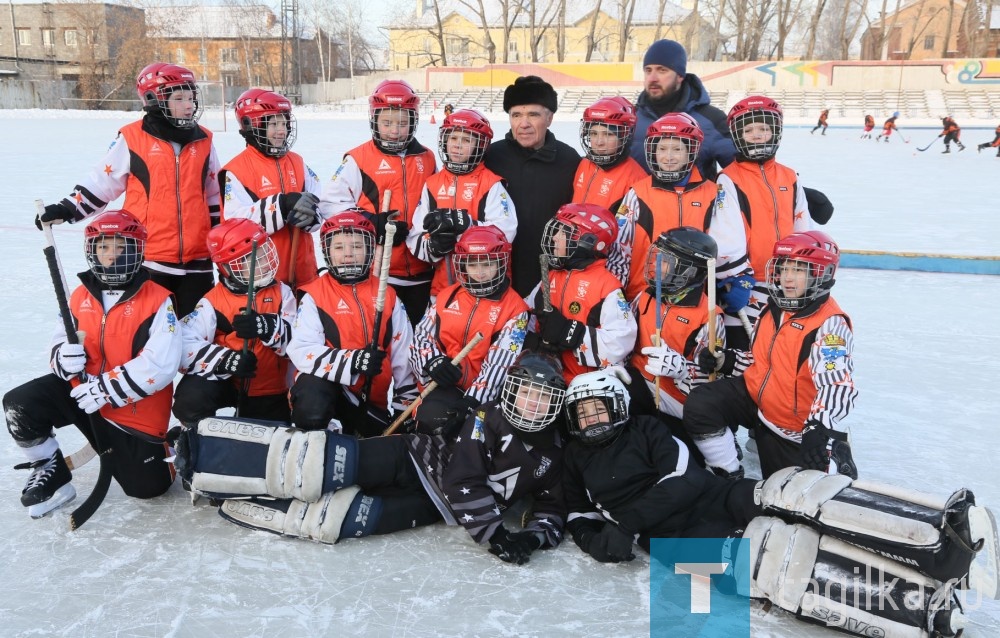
[
  {"xmin": 70, "ymin": 375, "xmax": 111, "ymax": 414},
  {"xmin": 641, "ymin": 345, "xmax": 689, "ymax": 380},
  {"xmin": 54, "ymin": 342, "xmax": 87, "ymax": 379}
]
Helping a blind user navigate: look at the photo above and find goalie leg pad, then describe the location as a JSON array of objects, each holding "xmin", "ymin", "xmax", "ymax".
[
  {"xmin": 219, "ymin": 486, "xmax": 363, "ymax": 544},
  {"xmin": 744, "ymin": 516, "xmax": 965, "ymax": 637},
  {"xmin": 757, "ymin": 467, "xmax": 978, "ymax": 585},
  {"xmin": 181, "ymin": 417, "xmax": 358, "ymax": 501}
]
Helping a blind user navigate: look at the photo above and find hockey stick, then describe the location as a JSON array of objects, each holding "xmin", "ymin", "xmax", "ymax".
[
  {"xmin": 737, "ymin": 309, "xmax": 754, "ymax": 339},
  {"xmin": 235, "ymin": 240, "xmax": 259, "ymax": 418},
  {"xmin": 383, "ymin": 332, "xmax": 484, "ymax": 436},
  {"xmin": 538, "ymin": 255, "xmax": 553, "ymax": 313},
  {"xmin": 359, "ymin": 205, "xmax": 398, "ymax": 407},
  {"xmin": 65, "ymin": 442, "xmax": 97, "ymax": 471},
  {"xmin": 287, "ymin": 226, "xmax": 301, "ymax": 289},
  {"xmin": 917, "ymin": 137, "xmax": 939, "ymax": 152},
  {"xmin": 38, "ymin": 199, "xmax": 113, "ymax": 530},
  {"xmin": 706, "ymin": 258, "xmax": 718, "ymax": 382},
  {"xmin": 650, "ymin": 252, "xmax": 664, "ymax": 410},
  {"xmin": 371, "ymin": 189, "xmax": 393, "ymax": 280}
]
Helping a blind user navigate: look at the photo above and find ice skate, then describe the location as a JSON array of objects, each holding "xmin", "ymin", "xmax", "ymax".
[
  {"xmin": 967, "ymin": 505, "xmax": 1000, "ymax": 599},
  {"xmin": 942, "ymin": 147, "xmax": 950, "ymax": 154},
  {"xmin": 15, "ymin": 449, "xmax": 76, "ymax": 519}
]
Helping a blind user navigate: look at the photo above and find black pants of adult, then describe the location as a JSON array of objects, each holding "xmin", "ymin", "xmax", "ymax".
[
  {"xmin": 391, "ymin": 280, "xmax": 431, "ymax": 327},
  {"xmin": 683, "ymin": 376, "xmax": 803, "ymax": 479},
  {"xmin": 3, "ymin": 374, "xmax": 173, "ymax": 499},
  {"xmin": 289, "ymin": 373, "xmax": 390, "ymax": 438},
  {"xmin": 354, "ymin": 434, "xmax": 443, "ymax": 535},
  {"xmin": 146, "ymin": 269, "xmax": 215, "ymax": 318},
  {"xmin": 171, "ymin": 375, "xmax": 290, "ymax": 426}
]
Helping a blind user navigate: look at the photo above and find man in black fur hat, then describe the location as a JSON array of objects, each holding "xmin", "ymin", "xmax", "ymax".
[{"xmin": 485, "ymin": 75, "xmax": 580, "ymax": 296}]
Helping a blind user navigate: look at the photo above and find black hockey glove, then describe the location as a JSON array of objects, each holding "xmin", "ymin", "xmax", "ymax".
[
  {"xmin": 373, "ymin": 210, "xmax": 408, "ymax": 247},
  {"xmin": 696, "ymin": 347, "xmax": 737, "ymax": 376},
  {"xmin": 586, "ymin": 524, "xmax": 636, "ymax": 563},
  {"xmin": 424, "ymin": 355, "xmax": 462, "ymax": 387},
  {"xmin": 801, "ymin": 421, "xmax": 858, "ymax": 479},
  {"xmin": 803, "ymin": 187, "xmax": 834, "ymax": 225},
  {"xmin": 350, "ymin": 345, "xmax": 386, "ymax": 377},
  {"xmin": 232, "ymin": 311, "xmax": 280, "ymax": 342},
  {"xmin": 488, "ymin": 525, "xmax": 541, "ymax": 565},
  {"xmin": 424, "ymin": 208, "xmax": 471, "ymax": 257},
  {"xmin": 537, "ymin": 308, "xmax": 586, "ymax": 351},
  {"xmin": 215, "ymin": 349, "xmax": 257, "ymax": 378},
  {"xmin": 35, "ymin": 201, "xmax": 76, "ymax": 230},
  {"xmin": 278, "ymin": 192, "xmax": 320, "ymax": 231}
]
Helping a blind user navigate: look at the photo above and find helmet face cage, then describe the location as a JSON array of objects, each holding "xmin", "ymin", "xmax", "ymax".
[
  {"xmin": 322, "ymin": 225, "xmax": 375, "ymax": 283},
  {"xmin": 644, "ymin": 244, "xmax": 704, "ymax": 294},
  {"xmin": 370, "ymin": 107, "xmax": 418, "ymax": 153},
  {"xmin": 540, "ymin": 217, "xmax": 581, "ymax": 269},
  {"xmin": 224, "ymin": 238, "xmax": 279, "ymax": 289},
  {"xmin": 84, "ymin": 212, "xmax": 147, "ymax": 287},
  {"xmin": 453, "ymin": 251, "xmax": 510, "ymax": 297},
  {"xmin": 500, "ymin": 374, "xmax": 567, "ymax": 433},
  {"xmin": 765, "ymin": 232, "xmax": 839, "ymax": 311},
  {"xmin": 580, "ymin": 120, "xmax": 633, "ymax": 166},
  {"xmin": 564, "ymin": 372, "xmax": 630, "ymax": 446},
  {"xmin": 136, "ymin": 64, "xmax": 202, "ymax": 129},
  {"xmin": 236, "ymin": 91, "xmax": 297, "ymax": 157},
  {"xmin": 645, "ymin": 132, "xmax": 701, "ymax": 182},
  {"xmin": 541, "ymin": 204, "xmax": 616, "ymax": 269},
  {"xmin": 438, "ymin": 125, "xmax": 489, "ymax": 174},
  {"xmin": 731, "ymin": 108, "xmax": 783, "ymax": 161}
]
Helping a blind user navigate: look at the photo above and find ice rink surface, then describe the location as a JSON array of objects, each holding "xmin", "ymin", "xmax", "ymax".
[{"xmin": 0, "ymin": 108, "xmax": 997, "ymax": 637}]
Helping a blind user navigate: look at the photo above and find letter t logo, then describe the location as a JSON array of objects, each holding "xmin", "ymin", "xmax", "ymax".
[{"xmin": 675, "ymin": 563, "xmax": 728, "ymax": 613}]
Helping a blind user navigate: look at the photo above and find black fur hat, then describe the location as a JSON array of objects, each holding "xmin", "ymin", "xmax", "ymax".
[{"xmin": 502, "ymin": 75, "xmax": 558, "ymax": 113}]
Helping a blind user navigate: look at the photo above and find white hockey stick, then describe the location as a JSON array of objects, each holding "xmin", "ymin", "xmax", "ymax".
[{"xmin": 65, "ymin": 442, "xmax": 97, "ymax": 471}]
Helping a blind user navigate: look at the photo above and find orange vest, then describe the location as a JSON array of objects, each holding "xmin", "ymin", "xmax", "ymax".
[
  {"xmin": 220, "ymin": 147, "xmax": 318, "ymax": 288},
  {"xmin": 547, "ymin": 260, "xmax": 622, "ymax": 381},
  {"xmin": 347, "ymin": 141, "xmax": 435, "ymax": 281},
  {"xmin": 432, "ymin": 283, "xmax": 528, "ymax": 387},
  {"xmin": 572, "ymin": 157, "xmax": 648, "ymax": 213},
  {"xmin": 423, "ymin": 164, "xmax": 503, "ymax": 295},
  {"xmin": 625, "ymin": 171, "xmax": 717, "ymax": 299},
  {"xmin": 298, "ymin": 275, "xmax": 397, "ymax": 410},
  {"xmin": 118, "ymin": 121, "xmax": 214, "ymax": 264},
  {"xmin": 204, "ymin": 282, "xmax": 289, "ymax": 396},
  {"xmin": 71, "ymin": 279, "xmax": 174, "ymax": 440},
  {"xmin": 743, "ymin": 297, "xmax": 849, "ymax": 433},
  {"xmin": 630, "ymin": 291, "xmax": 718, "ymax": 405},
  {"xmin": 722, "ymin": 159, "xmax": 800, "ymax": 279}
]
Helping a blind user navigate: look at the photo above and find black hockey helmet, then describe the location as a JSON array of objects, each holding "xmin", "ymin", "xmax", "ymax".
[
  {"xmin": 499, "ymin": 351, "xmax": 566, "ymax": 444},
  {"xmin": 644, "ymin": 226, "xmax": 718, "ymax": 297}
]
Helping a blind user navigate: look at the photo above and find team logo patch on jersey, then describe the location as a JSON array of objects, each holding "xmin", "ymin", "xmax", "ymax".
[
  {"xmin": 261, "ymin": 176, "xmax": 273, "ymax": 189},
  {"xmin": 716, "ymin": 184, "xmax": 727, "ymax": 207},
  {"xmin": 820, "ymin": 333, "xmax": 848, "ymax": 370},
  {"xmin": 576, "ymin": 280, "xmax": 590, "ymax": 299},
  {"xmin": 166, "ymin": 304, "xmax": 177, "ymax": 332},
  {"xmin": 462, "ymin": 184, "xmax": 475, "ymax": 201},
  {"xmin": 471, "ymin": 413, "xmax": 485, "ymax": 442},
  {"xmin": 615, "ymin": 290, "xmax": 630, "ymax": 317},
  {"xmin": 534, "ymin": 455, "xmax": 552, "ymax": 478},
  {"xmin": 568, "ymin": 301, "xmax": 581, "ymax": 315},
  {"xmin": 378, "ymin": 159, "xmax": 392, "ymax": 172}
]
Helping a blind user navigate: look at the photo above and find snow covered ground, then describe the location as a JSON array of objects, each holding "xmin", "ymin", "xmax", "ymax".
[{"xmin": 0, "ymin": 109, "xmax": 998, "ymax": 637}]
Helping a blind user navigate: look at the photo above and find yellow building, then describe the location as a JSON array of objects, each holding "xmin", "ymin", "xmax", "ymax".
[{"xmin": 861, "ymin": 0, "xmax": 972, "ymax": 60}]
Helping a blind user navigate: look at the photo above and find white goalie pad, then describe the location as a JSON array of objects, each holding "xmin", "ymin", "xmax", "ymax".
[{"xmin": 219, "ymin": 486, "xmax": 362, "ymax": 545}]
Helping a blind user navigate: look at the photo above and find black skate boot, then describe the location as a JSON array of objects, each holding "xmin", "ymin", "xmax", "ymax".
[
  {"xmin": 979, "ymin": 144, "xmax": 986, "ymax": 153},
  {"xmin": 15, "ymin": 449, "xmax": 76, "ymax": 519},
  {"xmin": 958, "ymin": 143, "xmax": 966, "ymax": 151},
  {"xmin": 942, "ymin": 146, "xmax": 951, "ymax": 154}
]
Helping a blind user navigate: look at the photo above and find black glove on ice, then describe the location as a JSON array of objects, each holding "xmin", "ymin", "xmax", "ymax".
[{"xmin": 488, "ymin": 525, "xmax": 541, "ymax": 565}]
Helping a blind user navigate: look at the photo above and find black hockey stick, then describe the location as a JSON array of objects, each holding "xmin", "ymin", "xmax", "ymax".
[
  {"xmin": 235, "ymin": 240, "xmax": 259, "ymax": 417},
  {"xmin": 38, "ymin": 200, "xmax": 113, "ymax": 530},
  {"xmin": 917, "ymin": 137, "xmax": 939, "ymax": 152}
]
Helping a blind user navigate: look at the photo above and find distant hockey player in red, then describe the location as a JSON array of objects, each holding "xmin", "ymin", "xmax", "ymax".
[
  {"xmin": 938, "ymin": 115, "xmax": 966, "ymax": 153},
  {"xmin": 861, "ymin": 114, "xmax": 875, "ymax": 139},
  {"xmin": 876, "ymin": 112, "xmax": 900, "ymax": 142},
  {"xmin": 572, "ymin": 96, "xmax": 648, "ymax": 212},
  {"xmin": 4, "ymin": 210, "xmax": 181, "ymax": 518},
  {"xmin": 220, "ymin": 89, "xmax": 323, "ymax": 290},
  {"xmin": 810, "ymin": 108, "xmax": 829, "ymax": 135},
  {"xmin": 34, "ymin": 62, "xmax": 222, "ymax": 316},
  {"xmin": 977, "ymin": 124, "xmax": 1000, "ymax": 156}
]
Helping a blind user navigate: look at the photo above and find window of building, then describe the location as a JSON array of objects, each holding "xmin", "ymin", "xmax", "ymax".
[
  {"xmin": 16, "ymin": 28, "xmax": 30, "ymax": 46},
  {"xmin": 41, "ymin": 28, "xmax": 55, "ymax": 47},
  {"xmin": 199, "ymin": 47, "xmax": 207, "ymax": 65},
  {"xmin": 221, "ymin": 48, "xmax": 239, "ymax": 63},
  {"xmin": 252, "ymin": 48, "xmax": 262, "ymax": 64},
  {"xmin": 222, "ymin": 73, "xmax": 237, "ymax": 86},
  {"xmin": 64, "ymin": 29, "xmax": 78, "ymax": 46},
  {"xmin": 176, "ymin": 48, "xmax": 185, "ymax": 64},
  {"xmin": 923, "ymin": 35, "xmax": 935, "ymax": 51}
]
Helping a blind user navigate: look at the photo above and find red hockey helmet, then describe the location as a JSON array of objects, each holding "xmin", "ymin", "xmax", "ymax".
[
  {"xmin": 369, "ymin": 79, "xmax": 420, "ymax": 153},
  {"xmin": 541, "ymin": 203, "xmax": 618, "ymax": 269},
  {"xmin": 136, "ymin": 62, "xmax": 202, "ymax": 129},
  {"xmin": 235, "ymin": 88, "xmax": 296, "ymax": 157},
  {"xmin": 207, "ymin": 219, "xmax": 278, "ymax": 290},
  {"xmin": 580, "ymin": 97, "xmax": 637, "ymax": 166},
  {"xmin": 765, "ymin": 230, "xmax": 839, "ymax": 310},
  {"xmin": 438, "ymin": 108, "xmax": 493, "ymax": 175},
  {"xmin": 728, "ymin": 95, "xmax": 783, "ymax": 161},
  {"xmin": 452, "ymin": 224, "xmax": 511, "ymax": 297},
  {"xmin": 84, "ymin": 209, "xmax": 147, "ymax": 287},
  {"xmin": 644, "ymin": 113, "xmax": 703, "ymax": 183},
  {"xmin": 320, "ymin": 210, "xmax": 376, "ymax": 283}
]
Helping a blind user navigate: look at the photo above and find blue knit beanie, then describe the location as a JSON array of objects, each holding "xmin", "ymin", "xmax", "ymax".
[{"xmin": 643, "ymin": 39, "xmax": 687, "ymax": 77}]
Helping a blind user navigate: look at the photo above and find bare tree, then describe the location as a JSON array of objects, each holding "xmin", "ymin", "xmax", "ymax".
[
  {"xmin": 457, "ymin": 0, "xmax": 497, "ymax": 63},
  {"xmin": 615, "ymin": 0, "xmax": 638, "ymax": 62},
  {"xmin": 498, "ymin": 0, "xmax": 527, "ymax": 63},
  {"xmin": 837, "ymin": 0, "xmax": 869, "ymax": 59},
  {"xmin": 804, "ymin": 0, "xmax": 830, "ymax": 59},
  {"xmin": 427, "ymin": 0, "xmax": 449, "ymax": 66},
  {"xmin": 584, "ymin": 0, "xmax": 604, "ymax": 62},
  {"xmin": 940, "ymin": 0, "xmax": 957, "ymax": 56},
  {"xmin": 774, "ymin": 0, "xmax": 806, "ymax": 59}
]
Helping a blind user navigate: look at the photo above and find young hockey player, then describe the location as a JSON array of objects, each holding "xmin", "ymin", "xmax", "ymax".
[
  {"xmin": 407, "ymin": 108, "xmax": 516, "ymax": 300},
  {"xmin": 938, "ymin": 115, "xmax": 966, "ymax": 153},
  {"xmin": 876, "ymin": 111, "xmax": 900, "ymax": 142},
  {"xmin": 526, "ymin": 203, "xmax": 637, "ymax": 382},
  {"xmin": 683, "ymin": 230, "xmax": 856, "ymax": 480},
  {"xmin": 175, "ymin": 352, "xmax": 569, "ymax": 566},
  {"xmin": 34, "ymin": 62, "xmax": 222, "ymax": 316},
  {"xmin": 810, "ymin": 108, "xmax": 829, "ymax": 135},
  {"xmin": 319, "ymin": 79, "xmax": 436, "ymax": 326},
  {"xmin": 410, "ymin": 225, "xmax": 529, "ymax": 432},
  {"xmin": 718, "ymin": 95, "xmax": 812, "ymax": 347},
  {"xmin": 286, "ymin": 211, "xmax": 417, "ymax": 437},
  {"xmin": 861, "ymin": 114, "xmax": 875, "ymax": 139},
  {"xmin": 608, "ymin": 113, "xmax": 750, "ymax": 301},
  {"xmin": 220, "ymin": 89, "xmax": 323, "ymax": 289},
  {"xmin": 977, "ymin": 123, "xmax": 1000, "ymax": 155},
  {"xmin": 571, "ymin": 96, "xmax": 648, "ymax": 212},
  {"xmin": 4, "ymin": 210, "xmax": 181, "ymax": 517},
  {"xmin": 562, "ymin": 367, "xmax": 999, "ymax": 635},
  {"xmin": 173, "ymin": 219, "xmax": 296, "ymax": 427}
]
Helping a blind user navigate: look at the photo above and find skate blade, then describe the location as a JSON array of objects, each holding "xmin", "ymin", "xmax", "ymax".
[
  {"xmin": 968, "ymin": 505, "xmax": 1000, "ymax": 600},
  {"xmin": 28, "ymin": 484, "xmax": 77, "ymax": 519}
]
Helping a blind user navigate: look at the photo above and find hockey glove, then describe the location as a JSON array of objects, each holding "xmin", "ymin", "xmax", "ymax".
[
  {"xmin": 54, "ymin": 342, "xmax": 87, "ymax": 380},
  {"xmin": 424, "ymin": 355, "xmax": 462, "ymax": 387},
  {"xmin": 350, "ymin": 345, "xmax": 386, "ymax": 378},
  {"xmin": 279, "ymin": 192, "xmax": 320, "ymax": 231},
  {"xmin": 35, "ymin": 201, "xmax": 76, "ymax": 230},
  {"xmin": 696, "ymin": 347, "xmax": 737, "ymax": 376},
  {"xmin": 70, "ymin": 376, "xmax": 111, "ymax": 414},
  {"xmin": 215, "ymin": 349, "xmax": 258, "ymax": 378},
  {"xmin": 803, "ymin": 187, "xmax": 834, "ymax": 225},
  {"xmin": 423, "ymin": 208, "xmax": 472, "ymax": 235},
  {"xmin": 488, "ymin": 525, "xmax": 541, "ymax": 565},
  {"xmin": 373, "ymin": 211, "xmax": 408, "ymax": 247},
  {"xmin": 232, "ymin": 311, "xmax": 280, "ymax": 342},
  {"xmin": 537, "ymin": 309, "xmax": 586, "ymax": 351},
  {"xmin": 718, "ymin": 274, "xmax": 755, "ymax": 312},
  {"xmin": 587, "ymin": 524, "xmax": 636, "ymax": 563},
  {"xmin": 800, "ymin": 421, "xmax": 858, "ymax": 479},
  {"xmin": 641, "ymin": 345, "xmax": 689, "ymax": 380}
]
